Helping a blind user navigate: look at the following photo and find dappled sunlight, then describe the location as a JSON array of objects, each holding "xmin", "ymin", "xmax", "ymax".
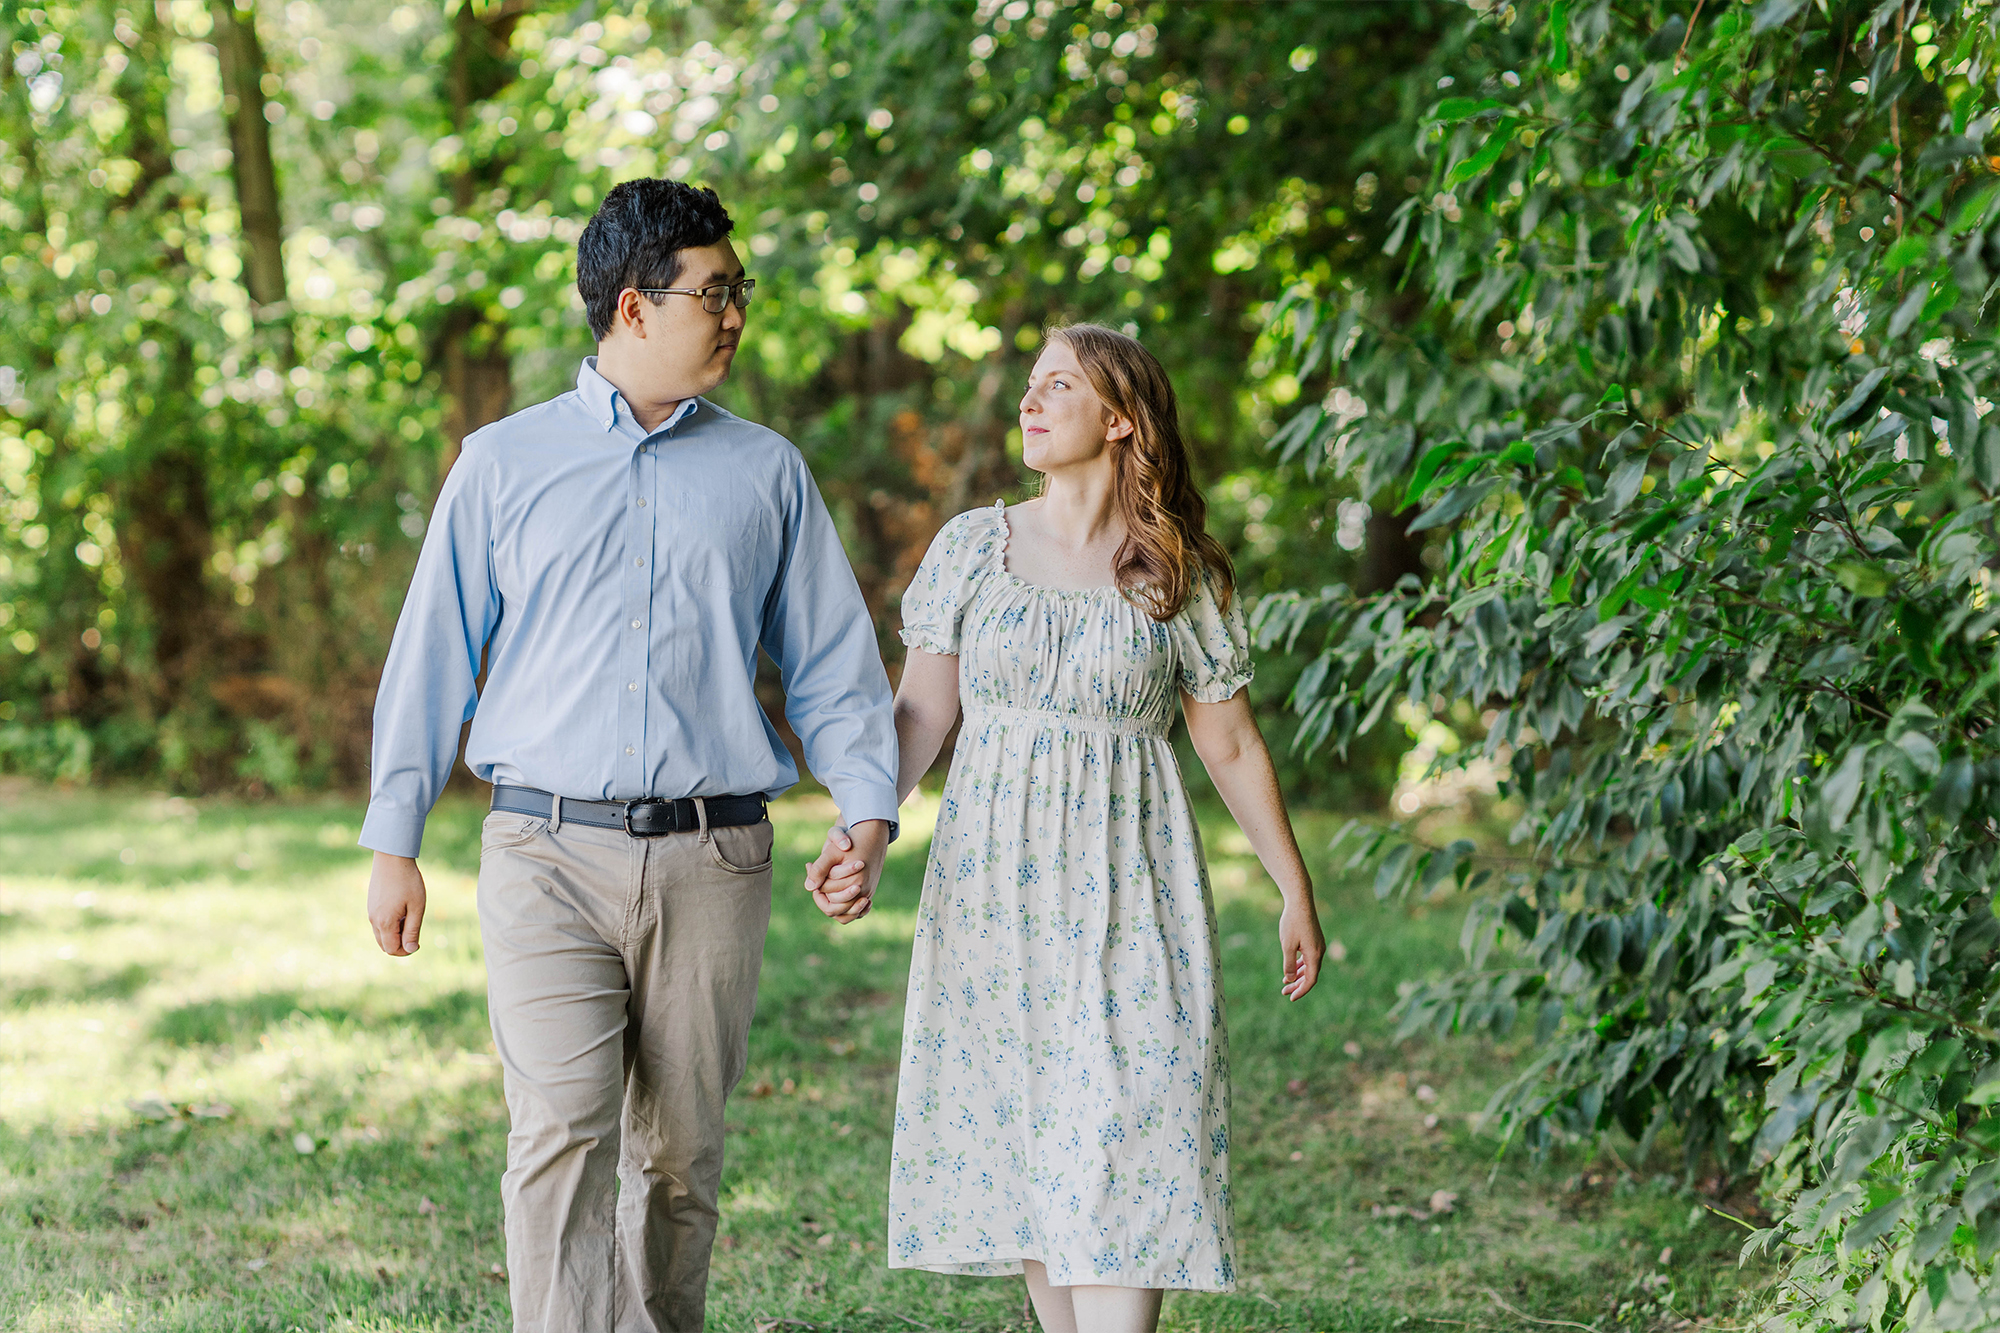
[{"xmin": 1, "ymin": 790, "xmax": 1760, "ymax": 1330}]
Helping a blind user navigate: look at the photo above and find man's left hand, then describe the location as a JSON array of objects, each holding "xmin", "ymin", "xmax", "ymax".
[{"xmin": 804, "ymin": 819, "xmax": 890, "ymax": 924}]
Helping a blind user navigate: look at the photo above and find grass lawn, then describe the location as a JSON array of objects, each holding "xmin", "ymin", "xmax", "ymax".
[{"xmin": 0, "ymin": 782, "xmax": 1769, "ymax": 1331}]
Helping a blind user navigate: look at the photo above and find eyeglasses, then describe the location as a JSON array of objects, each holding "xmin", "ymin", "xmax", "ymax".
[{"xmin": 634, "ymin": 279, "xmax": 756, "ymax": 315}]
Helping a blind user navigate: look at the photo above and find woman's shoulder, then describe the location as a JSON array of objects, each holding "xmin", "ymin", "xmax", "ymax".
[{"xmin": 930, "ymin": 501, "xmax": 1010, "ymax": 557}]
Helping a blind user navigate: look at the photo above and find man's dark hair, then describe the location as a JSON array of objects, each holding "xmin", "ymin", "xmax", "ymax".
[{"xmin": 575, "ymin": 180, "xmax": 734, "ymax": 340}]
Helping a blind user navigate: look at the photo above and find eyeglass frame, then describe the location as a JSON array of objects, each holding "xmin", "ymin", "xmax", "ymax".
[{"xmin": 632, "ymin": 278, "xmax": 756, "ymax": 315}]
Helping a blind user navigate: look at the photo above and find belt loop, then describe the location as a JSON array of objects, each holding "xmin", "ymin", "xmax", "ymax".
[
  {"xmin": 694, "ymin": 796, "xmax": 710, "ymax": 843},
  {"xmin": 549, "ymin": 794, "xmax": 562, "ymax": 835}
]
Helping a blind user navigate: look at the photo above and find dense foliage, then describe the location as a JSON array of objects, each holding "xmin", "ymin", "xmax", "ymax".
[
  {"xmin": 0, "ymin": 0, "xmax": 1426, "ymax": 798},
  {"xmin": 1263, "ymin": 0, "xmax": 2000, "ymax": 1326}
]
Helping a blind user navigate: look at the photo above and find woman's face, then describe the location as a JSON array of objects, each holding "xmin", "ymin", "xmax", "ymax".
[{"xmin": 1018, "ymin": 342, "xmax": 1130, "ymax": 474}]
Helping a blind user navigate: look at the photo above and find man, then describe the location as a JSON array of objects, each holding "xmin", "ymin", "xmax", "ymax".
[{"xmin": 360, "ymin": 179, "xmax": 891, "ymax": 1332}]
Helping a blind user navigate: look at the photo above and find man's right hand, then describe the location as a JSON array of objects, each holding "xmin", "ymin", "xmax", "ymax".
[{"xmin": 367, "ymin": 852, "xmax": 427, "ymax": 956}]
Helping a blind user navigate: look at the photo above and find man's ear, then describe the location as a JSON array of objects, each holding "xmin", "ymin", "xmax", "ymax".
[{"xmin": 617, "ymin": 288, "xmax": 648, "ymax": 338}]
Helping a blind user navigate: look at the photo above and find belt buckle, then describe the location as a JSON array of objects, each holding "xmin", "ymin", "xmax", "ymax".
[{"xmin": 623, "ymin": 798, "xmax": 675, "ymax": 837}]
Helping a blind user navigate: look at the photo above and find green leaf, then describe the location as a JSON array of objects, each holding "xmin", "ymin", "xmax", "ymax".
[
  {"xmin": 1750, "ymin": 0, "xmax": 1807, "ymax": 33},
  {"xmin": 1446, "ymin": 119, "xmax": 1517, "ymax": 189},
  {"xmin": 1605, "ymin": 455, "xmax": 1648, "ymax": 512},
  {"xmin": 1822, "ymin": 745, "xmax": 1871, "ymax": 831},
  {"xmin": 1434, "ymin": 97, "xmax": 1508, "ymax": 123},
  {"xmin": 1884, "ymin": 234, "xmax": 1929, "ymax": 273},
  {"xmin": 1826, "ymin": 367, "xmax": 1891, "ymax": 428},
  {"xmin": 1407, "ymin": 479, "xmax": 1498, "ymax": 533},
  {"xmin": 1403, "ymin": 440, "xmax": 1466, "ymax": 508},
  {"xmin": 1844, "ymin": 1195, "xmax": 1908, "ymax": 1250},
  {"xmin": 1833, "ymin": 562, "xmax": 1892, "ymax": 598},
  {"xmin": 1546, "ymin": 0, "xmax": 1570, "ymax": 72},
  {"xmin": 1952, "ymin": 182, "xmax": 2000, "ymax": 235},
  {"xmin": 1967, "ymin": 1066, "xmax": 2000, "ymax": 1106}
]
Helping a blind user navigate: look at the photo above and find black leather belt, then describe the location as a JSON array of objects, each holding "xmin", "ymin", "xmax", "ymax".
[{"xmin": 491, "ymin": 785, "xmax": 767, "ymax": 837}]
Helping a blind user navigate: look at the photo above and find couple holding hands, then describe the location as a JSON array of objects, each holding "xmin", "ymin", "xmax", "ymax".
[{"xmin": 361, "ymin": 179, "xmax": 1324, "ymax": 1333}]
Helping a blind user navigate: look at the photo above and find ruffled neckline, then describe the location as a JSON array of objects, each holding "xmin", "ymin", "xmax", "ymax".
[{"xmin": 989, "ymin": 499, "xmax": 1129, "ymax": 601}]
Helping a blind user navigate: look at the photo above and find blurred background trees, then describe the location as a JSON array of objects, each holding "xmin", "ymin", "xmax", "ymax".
[{"xmin": 0, "ymin": 0, "xmax": 1434, "ymax": 799}]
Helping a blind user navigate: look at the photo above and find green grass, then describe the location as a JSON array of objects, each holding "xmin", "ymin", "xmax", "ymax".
[{"xmin": 0, "ymin": 782, "xmax": 1770, "ymax": 1331}]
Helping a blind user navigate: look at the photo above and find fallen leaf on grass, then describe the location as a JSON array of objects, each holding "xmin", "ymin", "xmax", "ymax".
[
  {"xmin": 244, "ymin": 1258, "xmax": 268, "ymax": 1271},
  {"xmin": 190, "ymin": 1103, "xmax": 233, "ymax": 1120},
  {"xmin": 417, "ymin": 1196, "xmax": 438, "ymax": 1216},
  {"xmin": 1371, "ymin": 1189, "xmax": 1459, "ymax": 1224},
  {"xmin": 1343, "ymin": 1040, "xmax": 1363, "ymax": 1057},
  {"xmin": 291, "ymin": 1132, "xmax": 316, "ymax": 1155}
]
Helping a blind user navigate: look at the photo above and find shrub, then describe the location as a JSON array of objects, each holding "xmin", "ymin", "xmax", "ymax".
[{"xmin": 1262, "ymin": 1, "xmax": 2000, "ymax": 1326}]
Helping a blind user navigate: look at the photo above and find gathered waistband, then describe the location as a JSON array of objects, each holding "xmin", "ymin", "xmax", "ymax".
[{"xmin": 962, "ymin": 701, "xmax": 1170, "ymax": 740}]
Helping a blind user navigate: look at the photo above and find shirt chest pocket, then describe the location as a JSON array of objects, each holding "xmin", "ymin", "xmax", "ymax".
[{"xmin": 678, "ymin": 508, "xmax": 768, "ymax": 593}]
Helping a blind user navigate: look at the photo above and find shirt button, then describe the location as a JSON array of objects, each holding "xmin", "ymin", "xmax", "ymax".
[
  {"xmin": 625, "ymin": 745, "xmax": 636, "ymax": 756},
  {"xmin": 627, "ymin": 681, "xmax": 638, "ymax": 692},
  {"xmin": 631, "ymin": 619, "xmax": 642, "ymax": 629},
  {"xmin": 602, "ymin": 418, "xmax": 612, "ymax": 428},
  {"xmin": 637, "ymin": 498, "xmax": 647, "ymax": 507},
  {"xmin": 634, "ymin": 557, "xmax": 645, "ymax": 567}
]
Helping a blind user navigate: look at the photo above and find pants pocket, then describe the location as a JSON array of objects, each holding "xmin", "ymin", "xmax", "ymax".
[
  {"xmin": 708, "ymin": 819, "xmax": 775, "ymax": 874},
  {"xmin": 480, "ymin": 811, "xmax": 548, "ymax": 852}
]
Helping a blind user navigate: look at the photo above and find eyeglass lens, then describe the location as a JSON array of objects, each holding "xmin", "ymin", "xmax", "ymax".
[{"xmin": 703, "ymin": 281, "xmax": 755, "ymax": 314}]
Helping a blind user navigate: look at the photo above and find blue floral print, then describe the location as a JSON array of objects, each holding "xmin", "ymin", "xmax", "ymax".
[{"xmin": 886, "ymin": 502, "xmax": 1252, "ymax": 1292}]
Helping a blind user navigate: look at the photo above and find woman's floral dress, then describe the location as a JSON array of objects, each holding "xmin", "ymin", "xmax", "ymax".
[{"xmin": 886, "ymin": 501, "xmax": 1251, "ymax": 1292}]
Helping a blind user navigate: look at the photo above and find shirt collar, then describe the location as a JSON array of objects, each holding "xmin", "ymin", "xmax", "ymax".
[{"xmin": 576, "ymin": 356, "xmax": 700, "ymax": 438}]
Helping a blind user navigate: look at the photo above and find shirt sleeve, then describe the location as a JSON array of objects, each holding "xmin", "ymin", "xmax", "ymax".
[
  {"xmin": 897, "ymin": 509, "xmax": 996, "ymax": 656},
  {"xmin": 357, "ymin": 447, "xmax": 500, "ymax": 858},
  {"xmin": 760, "ymin": 454, "xmax": 900, "ymax": 833},
  {"xmin": 1170, "ymin": 567, "xmax": 1254, "ymax": 703}
]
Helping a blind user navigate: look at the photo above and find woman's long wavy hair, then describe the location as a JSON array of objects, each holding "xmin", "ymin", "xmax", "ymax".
[{"xmin": 1043, "ymin": 323, "xmax": 1233, "ymax": 622}]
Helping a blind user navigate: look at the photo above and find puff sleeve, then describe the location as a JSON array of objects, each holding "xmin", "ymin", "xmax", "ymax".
[
  {"xmin": 897, "ymin": 507, "xmax": 1002, "ymax": 656},
  {"xmin": 1169, "ymin": 567, "xmax": 1254, "ymax": 702}
]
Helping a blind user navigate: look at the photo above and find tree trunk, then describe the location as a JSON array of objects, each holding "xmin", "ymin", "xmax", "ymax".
[
  {"xmin": 209, "ymin": 0, "xmax": 288, "ymax": 342},
  {"xmin": 1356, "ymin": 505, "xmax": 1428, "ymax": 596},
  {"xmin": 438, "ymin": 307, "xmax": 514, "ymax": 484},
  {"xmin": 433, "ymin": 1, "xmax": 527, "ymax": 480}
]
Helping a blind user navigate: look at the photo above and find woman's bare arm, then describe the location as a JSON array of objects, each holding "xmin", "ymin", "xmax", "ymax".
[
  {"xmin": 891, "ymin": 649, "xmax": 961, "ymax": 804},
  {"xmin": 1182, "ymin": 686, "xmax": 1326, "ymax": 1000},
  {"xmin": 804, "ymin": 650, "xmax": 961, "ymax": 910}
]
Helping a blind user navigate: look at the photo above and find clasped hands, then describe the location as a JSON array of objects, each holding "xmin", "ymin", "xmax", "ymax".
[{"xmin": 803, "ymin": 818, "xmax": 890, "ymax": 923}]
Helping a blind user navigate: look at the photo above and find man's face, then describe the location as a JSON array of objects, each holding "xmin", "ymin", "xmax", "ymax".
[{"xmin": 616, "ymin": 240, "xmax": 747, "ymax": 399}]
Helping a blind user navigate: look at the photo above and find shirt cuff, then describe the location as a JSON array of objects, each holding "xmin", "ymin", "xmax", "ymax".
[
  {"xmin": 359, "ymin": 804, "xmax": 427, "ymax": 859},
  {"xmin": 837, "ymin": 786, "xmax": 902, "ymax": 844}
]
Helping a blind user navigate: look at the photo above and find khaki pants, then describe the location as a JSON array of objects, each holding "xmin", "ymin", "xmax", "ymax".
[{"xmin": 476, "ymin": 807, "xmax": 776, "ymax": 1333}]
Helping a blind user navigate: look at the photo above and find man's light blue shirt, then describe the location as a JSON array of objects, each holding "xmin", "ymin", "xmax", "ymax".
[{"xmin": 359, "ymin": 357, "xmax": 898, "ymax": 859}]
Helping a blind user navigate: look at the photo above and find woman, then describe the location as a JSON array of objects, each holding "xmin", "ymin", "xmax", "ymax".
[{"xmin": 806, "ymin": 323, "xmax": 1324, "ymax": 1333}]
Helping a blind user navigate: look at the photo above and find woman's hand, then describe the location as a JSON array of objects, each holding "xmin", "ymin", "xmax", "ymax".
[
  {"xmin": 803, "ymin": 824, "xmax": 872, "ymax": 923},
  {"xmin": 1278, "ymin": 893, "xmax": 1325, "ymax": 1001}
]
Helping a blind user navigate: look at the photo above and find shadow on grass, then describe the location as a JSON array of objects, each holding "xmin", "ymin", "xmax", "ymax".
[
  {"xmin": 149, "ymin": 986, "xmax": 491, "ymax": 1047},
  {"xmin": 5, "ymin": 961, "xmax": 156, "ymax": 1009}
]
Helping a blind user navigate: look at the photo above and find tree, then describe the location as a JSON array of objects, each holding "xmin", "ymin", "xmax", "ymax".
[
  {"xmin": 0, "ymin": 0, "xmax": 1437, "ymax": 799},
  {"xmin": 1265, "ymin": 1, "xmax": 2000, "ymax": 1325}
]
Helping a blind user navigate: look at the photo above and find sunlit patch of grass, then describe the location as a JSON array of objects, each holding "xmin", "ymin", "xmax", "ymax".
[{"xmin": 0, "ymin": 785, "xmax": 1769, "ymax": 1332}]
